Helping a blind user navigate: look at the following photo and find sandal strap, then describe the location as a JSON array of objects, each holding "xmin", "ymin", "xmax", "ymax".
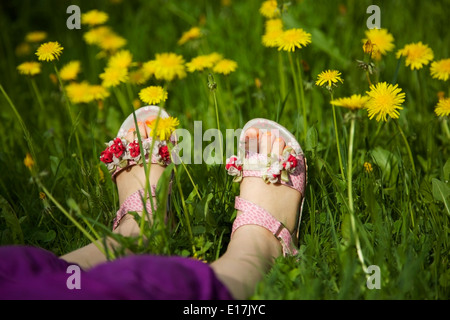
[
  {"xmin": 112, "ymin": 187, "xmax": 157, "ymax": 230},
  {"xmin": 232, "ymin": 196, "xmax": 298, "ymax": 256}
]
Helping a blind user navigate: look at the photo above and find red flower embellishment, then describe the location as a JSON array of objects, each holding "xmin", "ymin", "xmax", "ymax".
[
  {"xmin": 283, "ymin": 154, "xmax": 298, "ymax": 172},
  {"xmin": 225, "ymin": 156, "xmax": 242, "ymax": 172},
  {"xmin": 159, "ymin": 145, "xmax": 170, "ymax": 163},
  {"xmin": 100, "ymin": 149, "xmax": 113, "ymax": 164},
  {"xmin": 109, "ymin": 138, "xmax": 126, "ymax": 158},
  {"xmin": 128, "ymin": 141, "xmax": 141, "ymax": 158}
]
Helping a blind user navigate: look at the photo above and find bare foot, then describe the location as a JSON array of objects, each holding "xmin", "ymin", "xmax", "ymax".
[
  {"xmin": 114, "ymin": 119, "xmax": 166, "ymax": 237},
  {"xmin": 211, "ymin": 126, "xmax": 303, "ymax": 299},
  {"xmin": 61, "ymin": 118, "xmax": 168, "ymax": 268}
]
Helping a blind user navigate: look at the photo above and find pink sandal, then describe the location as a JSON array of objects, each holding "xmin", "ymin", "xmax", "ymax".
[
  {"xmin": 99, "ymin": 105, "xmax": 177, "ymax": 230},
  {"xmin": 225, "ymin": 118, "xmax": 307, "ymax": 256}
]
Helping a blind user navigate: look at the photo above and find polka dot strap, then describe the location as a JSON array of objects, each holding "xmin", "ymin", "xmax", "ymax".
[
  {"xmin": 112, "ymin": 187, "xmax": 157, "ymax": 230},
  {"xmin": 232, "ymin": 196, "xmax": 298, "ymax": 256}
]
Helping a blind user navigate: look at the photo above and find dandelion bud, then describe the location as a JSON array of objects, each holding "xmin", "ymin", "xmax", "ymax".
[{"xmin": 207, "ymin": 73, "xmax": 217, "ymax": 92}]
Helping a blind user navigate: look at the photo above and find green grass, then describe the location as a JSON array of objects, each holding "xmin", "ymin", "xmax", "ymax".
[{"xmin": 0, "ymin": 0, "xmax": 449, "ymax": 299}]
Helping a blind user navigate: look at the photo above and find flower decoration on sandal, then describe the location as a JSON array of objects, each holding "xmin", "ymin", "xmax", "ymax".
[
  {"xmin": 226, "ymin": 146, "xmax": 301, "ymax": 185},
  {"xmin": 100, "ymin": 116, "xmax": 178, "ymax": 175},
  {"xmin": 225, "ymin": 155, "xmax": 243, "ymax": 182}
]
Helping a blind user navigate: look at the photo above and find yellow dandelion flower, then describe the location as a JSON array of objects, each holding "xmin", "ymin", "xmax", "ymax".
[
  {"xmin": 362, "ymin": 28, "xmax": 395, "ymax": 60},
  {"xmin": 186, "ymin": 53, "xmax": 222, "ymax": 73},
  {"xmin": 17, "ymin": 61, "xmax": 41, "ymax": 76},
  {"xmin": 178, "ymin": 27, "xmax": 202, "ymax": 45},
  {"xmin": 277, "ymin": 28, "xmax": 312, "ymax": 52},
  {"xmin": 81, "ymin": 9, "xmax": 109, "ymax": 26},
  {"xmin": 138, "ymin": 86, "xmax": 168, "ymax": 105},
  {"xmin": 186, "ymin": 56, "xmax": 211, "ymax": 72},
  {"xmin": 100, "ymin": 67, "xmax": 129, "ymax": 87},
  {"xmin": 330, "ymin": 94, "xmax": 370, "ymax": 111},
  {"xmin": 430, "ymin": 58, "xmax": 450, "ymax": 81},
  {"xmin": 153, "ymin": 52, "xmax": 187, "ymax": 81},
  {"xmin": 98, "ymin": 33, "xmax": 127, "ymax": 52},
  {"xmin": 364, "ymin": 162, "xmax": 373, "ymax": 173},
  {"xmin": 396, "ymin": 42, "xmax": 434, "ymax": 70},
  {"xmin": 148, "ymin": 116, "xmax": 180, "ymax": 140},
  {"xmin": 83, "ymin": 26, "xmax": 113, "ymax": 45},
  {"xmin": 316, "ymin": 70, "xmax": 343, "ymax": 88},
  {"xmin": 362, "ymin": 39, "xmax": 375, "ymax": 54},
  {"xmin": 39, "ymin": 192, "xmax": 46, "ymax": 200},
  {"xmin": 129, "ymin": 68, "xmax": 150, "ymax": 85},
  {"xmin": 24, "ymin": 153, "xmax": 35, "ymax": 170},
  {"xmin": 362, "ymin": 39, "xmax": 382, "ymax": 60},
  {"xmin": 35, "ymin": 41, "xmax": 63, "ymax": 62},
  {"xmin": 25, "ymin": 31, "xmax": 47, "ymax": 43},
  {"xmin": 59, "ymin": 60, "xmax": 81, "ymax": 81},
  {"xmin": 434, "ymin": 97, "xmax": 450, "ymax": 117},
  {"xmin": 265, "ymin": 18, "xmax": 283, "ymax": 32},
  {"xmin": 262, "ymin": 29, "xmax": 284, "ymax": 48},
  {"xmin": 66, "ymin": 82, "xmax": 94, "ymax": 104},
  {"xmin": 205, "ymin": 52, "xmax": 223, "ymax": 65},
  {"xmin": 142, "ymin": 60, "xmax": 157, "ymax": 78},
  {"xmin": 108, "ymin": 49, "xmax": 133, "ymax": 69},
  {"xmin": 260, "ymin": 0, "xmax": 280, "ymax": 19},
  {"xmin": 365, "ymin": 82, "xmax": 405, "ymax": 122},
  {"xmin": 89, "ymin": 85, "xmax": 110, "ymax": 101},
  {"xmin": 213, "ymin": 59, "xmax": 238, "ymax": 75}
]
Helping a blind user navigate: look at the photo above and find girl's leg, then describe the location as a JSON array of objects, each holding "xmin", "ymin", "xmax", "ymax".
[
  {"xmin": 211, "ymin": 130, "xmax": 303, "ymax": 299},
  {"xmin": 61, "ymin": 126, "xmax": 166, "ymax": 270}
]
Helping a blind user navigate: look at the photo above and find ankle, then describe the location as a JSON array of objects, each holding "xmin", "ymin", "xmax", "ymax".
[
  {"xmin": 116, "ymin": 164, "xmax": 165, "ymax": 205},
  {"xmin": 229, "ymin": 224, "xmax": 282, "ymax": 261}
]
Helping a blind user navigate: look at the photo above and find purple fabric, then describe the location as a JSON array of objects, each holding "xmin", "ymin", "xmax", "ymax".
[{"xmin": 0, "ymin": 246, "xmax": 233, "ymax": 300}]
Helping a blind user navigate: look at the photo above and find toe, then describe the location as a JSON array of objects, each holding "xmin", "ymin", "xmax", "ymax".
[
  {"xmin": 245, "ymin": 127, "xmax": 259, "ymax": 154},
  {"xmin": 259, "ymin": 131, "xmax": 274, "ymax": 154},
  {"xmin": 145, "ymin": 116, "xmax": 156, "ymax": 127},
  {"xmin": 124, "ymin": 121, "xmax": 148, "ymax": 142},
  {"xmin": 272, "ymin": 137, "xmax": 285, "ymax": 156}
]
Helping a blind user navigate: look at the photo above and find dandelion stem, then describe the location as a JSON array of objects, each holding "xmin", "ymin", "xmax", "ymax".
[
  {"xmin": 348, "ymin": 117, "xmax": 355, "ymax": 213},
  {"xmin": 113, "ymin": 86, "xmax": 129, "ymax": 117},
  {"xmin": 288, "ymin": 52, "xmax": 307, "ymax": 140},
  {"xmin": 296, "ymin": 55, "xmax": 308, "ymax": 140},
  {"xmin": 288, "ymin": 53, "xmax": 300, "ymax": 137},
  {"xmin": 392, "ymin": 57, "xmax": 402, "ymax": 85},
  {"xmin": 30, "ymin": 78, "xmax": 46, "ymax": 113},
  {"xmin": 442, "ymin": 118, "xmax": 450, "ymax": 140},
  {"xmin": 278, "ymin": 51, "xmax": 287, "ymax": 101},
  {"xmin": 213, "ymin": 91, "xmax": 223, "ymax": 161},
  {"xmin": 347, "ymin": 115, "xmax": 367, "ymax": 273},
  {"xmin": 331, "ymin": 92, "xmax": 346, "ymax": 180},
  {"xmin": 208, "ymin": 74, "xmax": 223, "ymax": 163},
  {"xmin": 365, "ymin": 71, "xmax": 373, "ymax": 87},
  {"xmin": 393, "ymin": 119, "xmax": 416, "ymax": 177},
  {"xmin": 415, "ymin": 70, "xmax": 424, "ymax": 111}
]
